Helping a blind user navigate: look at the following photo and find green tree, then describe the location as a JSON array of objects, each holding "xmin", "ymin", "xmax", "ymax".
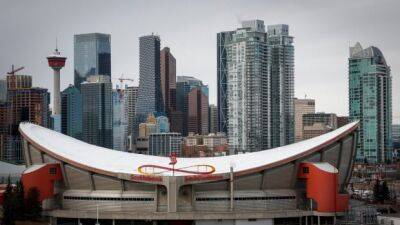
[
  {"xmin": 381, "ymin": 181, "xmax": 390, "ymax": 201},
  {"xmin": 1, "ymin": 176, "xmax": 15, "ymax": 225},
  {"xmin": 373, "ymin": 179, "xmax": 381, "ymax": 203},
  {"xmin": 14, "ymin": 180, "xmax": 25, "ymax": 220},
  {"xmin": 24, "ymin": 187, "xmax": 42, "ymax": 220}
]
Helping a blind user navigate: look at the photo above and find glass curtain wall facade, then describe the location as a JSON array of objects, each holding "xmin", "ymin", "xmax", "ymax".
[
  {"xmin": 176, "ymin": 76, "xmax": 207, "ymax": 136},
  {"xmin": 81, "ymin": 75, "xmax": 113, "ymax": 149},
  {"xmin": 74, "ymin": 33, "xmax": 111, "ymax": 90},
  {"xmin": 61, "ymin": 85, "xmax": 82, "ymax": 140},
  {"xmin": 113, "ymin": 89, "xmax": 128, "ymax": 151},
  {"xmin": 349, "ymin": 42, "xmax": 392, "ymax": 163}
]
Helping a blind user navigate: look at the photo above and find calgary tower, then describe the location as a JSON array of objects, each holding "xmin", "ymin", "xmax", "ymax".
[{"xmin": 47, "ymin": 46, "xmax": 66, "ymax": 132}]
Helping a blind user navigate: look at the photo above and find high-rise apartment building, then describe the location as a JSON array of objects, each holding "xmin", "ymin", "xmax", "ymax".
[
  {"xmin": 124, "ymin": 86, "xmax": 138, "ymax": 138},
  {"xmin": 81, "ymin": 75, "xmax": 113, "ymax": 149},
  {"xmin": 74, "ymin": 33, "xmax": 111, "ymax": 90},
  {"xmin": 294, "ymin": 98, "xmax": 315, "ymax": 142},
  {"xmin": 218, "ymin": 20, "xmax": 295, "ymax": 153},
  {"xmin": 221, "ymin": 20, "xmax": 269, "ymax": 153},
  {"xmin": 188, "ymin": 87, "xmax": 209, "ymax": 135},
  {"xmin": 61, "ymin": 85, "xmax": 82, "ymax": 140},
  {"xmin": 302, "ymin": 113, "xmax": 337, "ymax": 140},
  {"xmin": 267, "ymin": 24, "xmax": 295, "ymax": 148},
  {"xmin": 113, "ymin": 88, "xmax": 128, "ymax": 151},
  {"xmin": 349, "ymin": 42, "xmax": 392, "ymax": 163},
  {"xmin": 160, "ymin": 47, "xmax": 177, "ymax": 114},
  {"xmin": 209, "ymin": 104, "xmax": 218, "ymax": 134}
]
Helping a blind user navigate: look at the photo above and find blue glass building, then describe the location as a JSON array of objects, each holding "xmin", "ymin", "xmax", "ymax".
[
  {"xmin": 81, "ymin": 75, "xmax": 113, "ymax": 149},
  {"xmin": 349, "ymin": 42, "xmax": 392, "ymax": 163},
  {"xmin": 74, "ymin": 33, "xmax": 111, "ymax": 90},
  {"xmin": 113, "ymin": 89, "xmax": 128, "ymax": 151},
  {"xmin": 156, "ymin": 116, "xmax": 170, "ymax": 133},
  {"xmin": 61, "ymin": 85, "xmax": 82, "ymax": 140}
]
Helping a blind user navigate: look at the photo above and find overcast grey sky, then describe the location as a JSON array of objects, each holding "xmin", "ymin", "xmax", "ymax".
[{"xmin": 0, "ymin": 0, "xmax": 399, "ymax": 122}]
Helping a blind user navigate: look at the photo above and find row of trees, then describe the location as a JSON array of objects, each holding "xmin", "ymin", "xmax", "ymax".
[
  {"xmin": 373, "ymin": 179, "xmax": 391, "ymax": 203},
  {"xmin": 2, "ymin": 177, "xmax": 42, "ymax": 225}
]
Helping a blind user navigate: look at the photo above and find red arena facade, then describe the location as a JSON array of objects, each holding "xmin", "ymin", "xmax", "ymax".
[{"xmin": 17, "ymin": 122, "xmax": 359, "ymax": 225}]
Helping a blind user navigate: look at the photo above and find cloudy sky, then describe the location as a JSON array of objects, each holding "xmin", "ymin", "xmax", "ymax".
[{"xmin": 0, "ymin": 0, "xmax": 399, "ymax": 122}]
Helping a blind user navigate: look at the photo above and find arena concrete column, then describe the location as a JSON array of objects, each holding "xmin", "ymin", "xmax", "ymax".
[{"xmin": 164, "ymin": 176, "xmax": 183, "ymax": 212}]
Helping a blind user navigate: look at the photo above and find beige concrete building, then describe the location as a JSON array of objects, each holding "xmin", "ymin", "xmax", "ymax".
[
  {"xmin": 302, "ymin": 113, "xmax": 337, "ymax": 140},
  {"xmin": 294, "ymin": 98, "xmax": 315, "ymax": 142}
]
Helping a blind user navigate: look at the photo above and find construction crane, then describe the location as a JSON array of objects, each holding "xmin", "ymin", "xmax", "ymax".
[
  {"xmin": 112, "ymin": 74, "xmax": 135, "ymax": 89},
  {"xmin": 7, "ymin": 65, "xmax": 25, "ymax": 76}
]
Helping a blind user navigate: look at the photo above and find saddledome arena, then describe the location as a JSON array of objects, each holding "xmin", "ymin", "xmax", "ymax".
[{"xmin": 18, "ymin": 122, "xmax": 359, "ymax": 225}]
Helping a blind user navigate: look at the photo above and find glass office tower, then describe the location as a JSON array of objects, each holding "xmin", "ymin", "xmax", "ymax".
[
  {"xmin": 61, "ymin": 85, "xmax": 82, "ymax": 140},
  {"xmin": 74, "ymin": 33, "xmax": 111, "ymax": 90},
  {"xmin": 349, "ymin": 42, "xmax": 392, "ymax": 163},
  {"xmin": 81, "ymin": 75, "xmax": 113, "ymax": 149}
]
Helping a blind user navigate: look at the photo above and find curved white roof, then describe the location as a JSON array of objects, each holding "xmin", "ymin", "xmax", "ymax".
[{"xmin": 19, "ymin": 122, "xmax": 358, "ymax": 177}]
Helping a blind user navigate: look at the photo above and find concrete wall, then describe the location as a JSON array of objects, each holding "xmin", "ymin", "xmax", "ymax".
[{"xmin": 195, "ymin": 219, "xmax": 273, "ymax": 225}]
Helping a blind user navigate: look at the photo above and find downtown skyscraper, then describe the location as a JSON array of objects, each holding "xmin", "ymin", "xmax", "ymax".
[
  {"xmin": 81, "ymin": 75, "xmax": 113, "ymax": 149},
  {"xmin": 61, "ymin": 85, "xmax": 82, "ymax": 140},
  {"xmin": 217, "ymin": 20, "xmax": 294, "ymax": 153},
  {"xmin": 136, "ymin": 35, "xmax": 164, "ymax": 118},
  {"xmin": 133, "ymin": 35, "xmax": 164, "ymax": 149},
  {"xmin": 349, "ymin": 42, "xmax": 392, "ymax": 163},
  {"xmin": 176, "ymin": 76, "xmax": 208, "ymax": 136},
  {"xmin": 74, "ymin": 33, "xmax": 111, "ymax": 90},
  {"xmin": 160, "ymin": 47, "xmax": 177, "ymax": 115}
]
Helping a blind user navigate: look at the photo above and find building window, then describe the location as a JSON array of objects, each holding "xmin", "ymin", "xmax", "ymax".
[
  {"xmin": 302, "ymin": 167, "xmax": 309, "ymax": 174},
  {"xmin": 49, "ymin": 167, "xmax": 57, "ymax": 175}
]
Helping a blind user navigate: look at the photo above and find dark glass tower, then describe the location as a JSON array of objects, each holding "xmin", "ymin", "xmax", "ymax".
[
  {"xmin": 61, "ymin": 85, "xmax": 82, "ymax": 140},
  {"xmin": 81, "ymin": 75, "xmax": 113, "ymax": 149},
  {"xmin": 74, "ymin": 33, "xmax": 111, "ymax": 90},
  {"xmin": 217, "ymin": 32, "xmax": 231, "ymax": 134}
]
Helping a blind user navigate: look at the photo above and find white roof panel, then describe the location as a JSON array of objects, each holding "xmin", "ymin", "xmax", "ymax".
[{"xmin": 19, "ymin": 122, "xmax": 357, "ymax": 177}]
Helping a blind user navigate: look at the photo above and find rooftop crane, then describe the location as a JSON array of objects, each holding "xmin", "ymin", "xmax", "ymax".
[
  {"xmin": 112, "ymin": 74, "xmax": 135, "ymax": 89},
  {"xmin": 7, "ymin": 65, "xmax": 25, "ymax": 76}
]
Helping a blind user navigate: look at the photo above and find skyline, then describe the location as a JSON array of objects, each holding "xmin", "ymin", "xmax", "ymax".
[{"xmin": 0, "ymin": 0, "xmax": 399, "ymax": 122}]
